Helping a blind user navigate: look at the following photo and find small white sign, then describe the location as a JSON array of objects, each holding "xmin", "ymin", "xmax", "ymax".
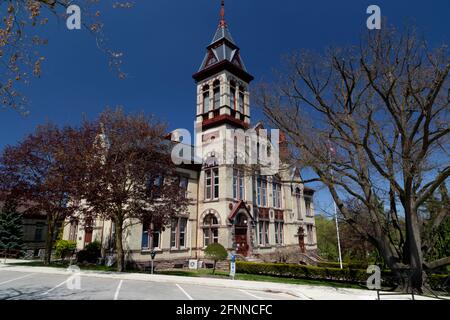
[{"xmin": 230, "ymin": 261, "xmax": 236, "ymax": 278}]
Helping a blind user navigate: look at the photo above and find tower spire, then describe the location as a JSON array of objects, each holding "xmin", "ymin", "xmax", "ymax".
[{"xmin": 219, "ymin": 0, "xmax": 226, "ymax": 27}]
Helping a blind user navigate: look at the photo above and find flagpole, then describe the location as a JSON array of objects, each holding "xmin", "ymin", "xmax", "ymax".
[
  {"xmin": 333, "ymin": 196, "xmax": 343, "ymax": 269},
  {"xmin": 328, "ymin": 141, "xmax": 343, "ymax": 269}
]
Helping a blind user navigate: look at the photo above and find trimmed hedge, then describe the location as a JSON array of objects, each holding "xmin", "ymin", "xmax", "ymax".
[
  {"xmin": 317, "ymin": 261, "xmax": 369, "ymax": 270},
  {"xmin": 236, "ymin": 261, "xmax": 449, "ymax": 291},
  {"xmin": 236, "ymin": 261, "xmax": 369, "ymax": 283},
  {"xmin": 429, "ymin": 274, "xmax": 449, "ymax": 292}
]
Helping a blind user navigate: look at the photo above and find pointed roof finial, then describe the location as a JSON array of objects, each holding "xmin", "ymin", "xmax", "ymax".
[{"xmin": 219, "ymin": 0, "xmax": 226, "ymax": 27}]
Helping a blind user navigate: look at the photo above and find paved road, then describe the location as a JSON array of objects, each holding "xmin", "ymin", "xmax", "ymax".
[
  {"xmin": 0, "ymin": 269, "xmax": 299, "ymax": 300},
  {"xmin": 0, "ymin": 265, "xmax": 444, "ymax": 300}
]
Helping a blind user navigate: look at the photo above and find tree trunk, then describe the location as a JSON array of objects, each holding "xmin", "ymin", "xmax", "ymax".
[
  {"xmin": 115, "ymin": 218, "xmax": 125, "ymax": 272},
  {"xmin": 404, "ymin": 207, "xmax": 425, "ymax": 293},
  {"xmin": 44, "ymin": 216, "xmax": 56, "ymax": 265},
  {"xmin": 213, "ymin": 260, "xmax": 217, "ymax": 275}
]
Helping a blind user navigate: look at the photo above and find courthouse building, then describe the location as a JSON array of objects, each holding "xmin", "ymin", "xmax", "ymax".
[{"xmin": 63, "ymin": 3, "xmax": 317, "ymax": 268}]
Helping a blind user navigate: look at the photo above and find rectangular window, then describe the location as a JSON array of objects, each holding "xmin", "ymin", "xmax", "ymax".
[
  {"xmin": 203, "ymin": 228, "xmax": 219, "ymax": 247},
  {"xmin": 307, "ymin": 225, "xmax": 314, "ymax": 244},
  {"xmin": 305, "ymin": 198, "xmax": 312, "ymax": 217},
  {"xmin": 213, "ymin": 168, "xmax": 219, "ymax": 199},
  {"xmin": 203, "ymin": 92, "xmax": 210, "ymax": 113},
  {"xmin": 230, "ymin": 87, "xmax": 236, "ymax": 109},
  {"xmin": 214, "ymin": 87, "xmax": 220, "ymax": 109},
  {"xmin": 275, "ymin": 222, "xmax": 284, "ymax": 245},
  {"xmin": 179, "ymin": 218, "xmax": 187, "ymax": 248},
  {"xmin": 272, "ymin": 182, "xmax": 282, "ymax": 208},
  {"xmin": 34, "ymin": 223, "xmax": 44, "ymax": 242},
  {"xmin": 257, "ymin": 177, "xmax": 268, "ymax": 207},
  {"xmin": 258, "ymin": 221, "xmax": 269, "ymax": 246},
  {"xmin": 170, "ymin": 219, "xmax": 177, "ymax": 248},
  {"xmin": 233, "ymin": 169, "xmax": 245, "ymax": 200},
  {"xmin": 205, "ymin": 170, "xmax": 212, "ymax": 200},
  {"xmin": 179, "ymin": 176, "xmax": 189, "ymax": 198},
  {"xmin": 205, "ymin": 168, "xmax": 219, "ymax": 200},
  {"xmin": 170, "ymin": 217, "xmax": 188, "ymax": 249},
  {"xmin": 238, "ymin": 92, "xmax": 244, "ymax": 113},
  {"xmin": 142, "ymin": 222, "xmax": 161, "ymax": 250},
  {"xmin": 68, "ymin": 220, "xmax": 78, "ymax": 242}
]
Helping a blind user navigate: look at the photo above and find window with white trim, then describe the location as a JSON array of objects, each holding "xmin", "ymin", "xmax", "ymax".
[
  {"xmin": 205, "ymin": 168, "xmax": 219, "ymax": 200},
  {"xmin": 141, "ymin": 221, "xmax": 161, "ymax": 250},
  {"xmin": 275, "ymin": 221, "xmax": 284, "ymax": 245},
  {"xmin": 170, "ymin": 217, "xmax": 188, "ymax": 249},
  {"xmin": 305, "ymin": 197, "xmax": 313, "ymax": 217},
  {"xmin": 295, "ymin": 188, "xmax": 302, "ymax": 220},
  {"xmin": 203, "ymin": 214, "xmax": 219, "ymax": 247},
  {"xmin": 272, "ymin": 182, "xmax": 282, "ymax": 208},
  {"xmin": 307, "ymin": 224, "xmax": 314, "ymax": 244},
  {"xmin": 257, "ymin": 176, "xmax": 267, "ymax": 207},
  {"xmin": 258, "ymin": 221, "xmax": 270, "ymax": 246},
  {"xmin": 213, "ymin": 81, "xmax": 220, "ymax": 109},
  {"xmin": 233, "ymin": 169, "xmax": 245, "ymax": 200}
]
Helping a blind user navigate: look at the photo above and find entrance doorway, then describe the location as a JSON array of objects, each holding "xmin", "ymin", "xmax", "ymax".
[{"xmin": 235, "ymin": 213, "xmax": 249, "ymax": 256}]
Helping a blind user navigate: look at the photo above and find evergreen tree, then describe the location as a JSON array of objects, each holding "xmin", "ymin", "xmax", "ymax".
[{"xmin": 0, "ymin": 200, "xmax": 24, "ymax": 258}]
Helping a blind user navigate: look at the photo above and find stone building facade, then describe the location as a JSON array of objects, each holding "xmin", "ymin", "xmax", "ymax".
[{"xmin": 62, "ymin": 3, "xmax": 317, "ymax": 268}]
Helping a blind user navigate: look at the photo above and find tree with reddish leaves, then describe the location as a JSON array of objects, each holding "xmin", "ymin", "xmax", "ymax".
[
  {"xmin": 0, "ymin": 123, "xmax": 93, "ymax": 264},
  {"xmin": 79, "ymin": 108, "xmax": 190, "ymax": 272}
]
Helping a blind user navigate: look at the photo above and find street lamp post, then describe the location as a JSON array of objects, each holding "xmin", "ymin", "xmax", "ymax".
[{"xmin": 150, "ymin": 249, "xmax": 157, "ymax": 275}]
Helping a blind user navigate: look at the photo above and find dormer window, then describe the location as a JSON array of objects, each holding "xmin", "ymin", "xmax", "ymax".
[
  {"xmin": 213, "ymin": 80, "xmax": 220, "ymax": 110},
  {"xmin": 203, "ymin": 85, "xmax": 210, "ymax": 113}
]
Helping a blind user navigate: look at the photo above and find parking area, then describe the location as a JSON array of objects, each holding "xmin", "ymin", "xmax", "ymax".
[{"xmin": 0, "ymin": 269, "xmax": 299, "ymax": 300}]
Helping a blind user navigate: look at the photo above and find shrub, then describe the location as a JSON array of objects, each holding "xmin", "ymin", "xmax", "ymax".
[
  {"xmin": 236, "ymin": 261, "xmax": 370, "ymax": 283},
  {"xmin": 429, "ymin": 274, "xmax": 449, "ymax": 292},
  {"xmin": 54, "ymin": 240, "xmax": 76, "ymax": 261},
  {"xmin": 77, "ymin": 241, "xmax": 101, "ymax": 264},
  {"xmin": 204, "ymin": 243, "xmax": 228, "ymax": 274},
  {"xmin": 317, "ymin": 261, "xmax": 369, "ymax": 270}
]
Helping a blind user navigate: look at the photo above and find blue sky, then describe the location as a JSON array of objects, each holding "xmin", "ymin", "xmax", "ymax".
[{"xmin": 0, "ymin": 0, "xmax": 449, "ymax": 214}]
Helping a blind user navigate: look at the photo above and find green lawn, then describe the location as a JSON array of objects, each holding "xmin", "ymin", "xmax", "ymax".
[
  {"xmin": 158, "ymin": 269, "xmax": 364, "ymax": 289},
  {"xmin": 10, "ymin": 261, "xmax": 364, "ymax": 289}
]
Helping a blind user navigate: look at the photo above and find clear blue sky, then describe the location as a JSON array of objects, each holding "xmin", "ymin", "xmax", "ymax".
[{"xmin": 0, "ymin": 0, "xmax": 448, "ymax": 213}]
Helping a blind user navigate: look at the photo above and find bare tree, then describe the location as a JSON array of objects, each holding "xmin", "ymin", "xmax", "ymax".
[
  {"xmin": 0, "ymin": 0, "xmax": 131, "ymax": 112},
  {"xmin": 256, "ymin": 26, "xmax": 449, "ymax": 292}
]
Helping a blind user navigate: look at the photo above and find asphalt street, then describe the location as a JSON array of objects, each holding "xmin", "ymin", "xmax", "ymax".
[{"xmin": 0, "ymin": 269, "xmax": 299, "ymax": 300}]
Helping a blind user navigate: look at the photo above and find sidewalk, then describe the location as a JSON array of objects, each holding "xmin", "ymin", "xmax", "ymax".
[{"xmin": 0, "ymin": 263, "xmax": 443, "ymax": 300}]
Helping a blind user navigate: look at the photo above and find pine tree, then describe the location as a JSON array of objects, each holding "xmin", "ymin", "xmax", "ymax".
[{"xmin": 0, "ymin": 200, "xmax": 24, "ymax": 260}]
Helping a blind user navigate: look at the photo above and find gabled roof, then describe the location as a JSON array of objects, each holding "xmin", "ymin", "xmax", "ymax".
[{"xmin": 228, "ymin": 200, "xmax": 254, "ymax": 222}]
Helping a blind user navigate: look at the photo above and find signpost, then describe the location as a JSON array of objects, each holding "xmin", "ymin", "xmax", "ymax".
[{"xmin": 230, "ymin": 254, "xmax": 236, "ymax": 280}]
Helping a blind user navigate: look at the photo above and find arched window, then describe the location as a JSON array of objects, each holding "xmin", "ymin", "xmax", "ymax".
[
  {"xmin": 203, "ymin": 85, "xmax": 210, "ymax": 113},
  {"xmin": 230, "ymin": 81, "xmax": 236, "ymax": 109},
  {"xmin": 203, "ymin": 214, "xmax": 219, "ymax": 246},
  {"xmin": 213, "ymin": 80, "xmax": 220, "ymax": 109},
  {"xmin": 295, "ymin": 187, "xmax": 302, "ymax": 220},
  {"xmin": 238, "ymin": 87, "xmax": 245, "ymax": 113}
]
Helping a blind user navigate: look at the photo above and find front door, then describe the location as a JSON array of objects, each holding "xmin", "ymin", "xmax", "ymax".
[
  {"xmin": 235, "ymin": 228, "xmax": 248, "ymax": 256},
  {"xmin": 235, "ymin": 213, "xmax": 249, "ymax": 256}
]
